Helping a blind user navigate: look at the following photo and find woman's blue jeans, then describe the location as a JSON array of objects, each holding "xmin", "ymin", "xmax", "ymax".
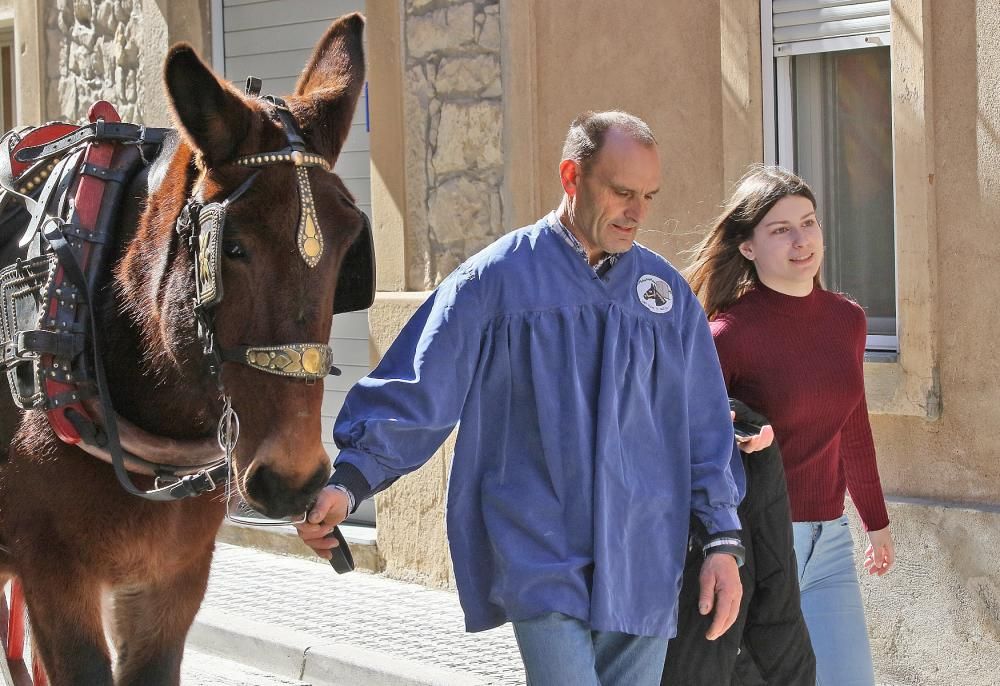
[
  {"xmin": 793, "ymin": 515, "xmax": 875, "ymax": 686},
  {"xmin": 512, "ymin": 612, "xmax": 668, "ymax": 685}
]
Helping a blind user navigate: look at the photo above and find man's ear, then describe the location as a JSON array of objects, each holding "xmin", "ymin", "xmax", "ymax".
[{"xmin": 559, "ymin": 159, "xmax": 582, "ymax": 196}]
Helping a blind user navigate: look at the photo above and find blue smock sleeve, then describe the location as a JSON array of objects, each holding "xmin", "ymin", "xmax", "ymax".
[
  {"xmin": 331, "ymin": 267, "xmax": 484, "ymax": 498},
  {"xmin": 680, "ymin": 287, "xmax": 746, "ymax": 535}
]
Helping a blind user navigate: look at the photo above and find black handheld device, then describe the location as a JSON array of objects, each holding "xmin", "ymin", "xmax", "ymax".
[
  {"xmin": 733, "ymin": 418, "xmax": 763, "ymax": 442},
  {"xmin": 325, "ymin": 526, "xmax": 355, "ymax": 574}
]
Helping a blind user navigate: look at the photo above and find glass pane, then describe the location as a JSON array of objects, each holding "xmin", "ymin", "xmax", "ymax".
[{"xmin": 791, "ymin": 47, "xmax": 896, "ymax": 345}]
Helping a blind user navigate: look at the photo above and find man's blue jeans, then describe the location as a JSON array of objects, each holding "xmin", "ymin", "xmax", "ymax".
[
  {"xmin": 512, "ymin": 612, "xmax": 668, "ymax": 685},
  {"xmin": 793, "ymin": 515, "xmax": 876, "ymax": 686}
]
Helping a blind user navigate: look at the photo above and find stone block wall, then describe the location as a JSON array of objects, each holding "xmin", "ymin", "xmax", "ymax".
[
  {"xmin": 402, "ymin": 0, "xmax": 503, "ymax": 289},
  {"xmin": 46, "ymin": 0, "xmax": 143, "ymax": 123}
]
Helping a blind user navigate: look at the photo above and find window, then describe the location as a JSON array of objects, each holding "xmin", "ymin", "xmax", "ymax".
[
  {"xmin": 0, "ymin": 27, "xmax": 14, "ymax": 132},
  {"xmin": 762, "ymin": 0, "xmax": 896, "ymax": 353}
]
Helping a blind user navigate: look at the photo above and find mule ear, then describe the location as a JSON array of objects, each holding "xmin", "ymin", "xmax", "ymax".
[
  {"xmin": 293, "ymin": 12, "xmax": 366, "ymax": 162},
  {"xmin": 164, "ymin": 43, "xmax": 253, "ymax": 166}
]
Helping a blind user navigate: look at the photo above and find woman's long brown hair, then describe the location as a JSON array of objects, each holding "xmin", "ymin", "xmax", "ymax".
[{"xmin": 684, "ymin": 165, "xmax": 821, "ymax": 320}]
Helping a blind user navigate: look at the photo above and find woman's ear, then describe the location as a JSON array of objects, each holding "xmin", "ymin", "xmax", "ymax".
[{"xmin": 739, "ymin": 240, "xmax": 754, "ymax": 260}]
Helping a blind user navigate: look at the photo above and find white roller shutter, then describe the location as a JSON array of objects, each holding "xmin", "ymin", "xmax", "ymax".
[
  {"xmin": 218, "ymin": 1, "xmax": 375, "ymax": 524},
  {"xmin": 771, "ymin": 0, "xmax": 890, "ymax": 54}
]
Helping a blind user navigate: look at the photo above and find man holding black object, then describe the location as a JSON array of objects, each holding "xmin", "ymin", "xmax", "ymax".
[{"xmin": 296, "ymin": 111, "xmax": 757, "ymax": 684}]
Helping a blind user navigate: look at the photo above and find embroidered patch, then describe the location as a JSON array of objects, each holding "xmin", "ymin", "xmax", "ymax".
[{"xmin": 636, "ymin": 274, "xmax": 673, "ymax": 313}]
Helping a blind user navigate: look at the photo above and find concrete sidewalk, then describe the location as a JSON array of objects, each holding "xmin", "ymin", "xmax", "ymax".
[
  {"xmin": 192, "ymin": 532, "xmax": 912, "ymax": 686},
  {"xmin": 188, "ymin": 537, "xmax": 524, "ymax": 686}
]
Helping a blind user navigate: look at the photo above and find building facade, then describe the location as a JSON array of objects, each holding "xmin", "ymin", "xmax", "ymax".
[{"xmin": 4, "ymin": 1, "xmax": 998, "ymax": 683}]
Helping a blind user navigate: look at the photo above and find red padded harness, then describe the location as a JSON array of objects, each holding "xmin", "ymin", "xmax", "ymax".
[
  {"xmin": 2, "ymin": 101, "xmax": 150, "ymax": 443},
  {"xmin": 42, "ymin": 102, "xmax": 119, "ymax": 443}
]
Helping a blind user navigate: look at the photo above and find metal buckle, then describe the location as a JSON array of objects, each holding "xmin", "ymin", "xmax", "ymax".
[
  {"xmin": 190, "ymin": 468, "xmax": 218, "ymax": 493},
  {"xmin": 2, "ymin": 332, "xmax": 39, "ymax": 369}
]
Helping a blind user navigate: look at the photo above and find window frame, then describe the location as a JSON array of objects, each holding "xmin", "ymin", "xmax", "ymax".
[{"xmin": 761, "ymin": 2, "xmax": 898, "ymax": 355}]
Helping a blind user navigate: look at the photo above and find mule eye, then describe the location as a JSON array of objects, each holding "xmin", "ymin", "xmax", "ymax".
[{"xmin": 222, "ymin": 239, "xmax": 248, "ymax": 260}]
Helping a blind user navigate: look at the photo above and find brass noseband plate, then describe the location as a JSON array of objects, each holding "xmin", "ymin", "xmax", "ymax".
[{"xmin": 241, "ymin": 343, "xmax": 332, "ymax": 379}]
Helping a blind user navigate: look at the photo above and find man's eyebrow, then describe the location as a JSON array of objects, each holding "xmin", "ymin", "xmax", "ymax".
[{"xmin": 612, "ymin": 184, "xmax": 661, "ymax": 196}]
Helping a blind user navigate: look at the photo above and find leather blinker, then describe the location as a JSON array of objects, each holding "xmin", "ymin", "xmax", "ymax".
[{"xmin": 193, "ymin": 202, "xmax": 225, "ymax": 309}]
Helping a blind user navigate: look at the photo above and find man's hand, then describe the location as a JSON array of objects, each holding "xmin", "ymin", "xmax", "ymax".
[
  {"xmin": 293, "ymin": 485, "xmax": 351, "ymax": 561},
  {"xmin": 731, "ymin": 410, "xmax": 774, "ymax": 453},
  {"xmin": 863, "ymin": 526, "xmax": 895, "ymax": 576},
  {"xmin": 698, "ymin": 552, "xmax": 742, "ymax": 640}
]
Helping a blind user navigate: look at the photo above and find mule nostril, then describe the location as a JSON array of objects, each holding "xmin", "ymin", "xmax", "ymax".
[
  {"xmin": 244, "ymin": 462, "xmax": 331, "ymax": 519},
  {"xmin": 244, "ymin": 464, "xmax": 284, "ymax": 517}
]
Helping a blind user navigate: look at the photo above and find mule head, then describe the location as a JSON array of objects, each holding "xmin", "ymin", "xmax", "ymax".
[{"xmin": 160, "ymin": 13, "xmax": 367, "ymax": 518}]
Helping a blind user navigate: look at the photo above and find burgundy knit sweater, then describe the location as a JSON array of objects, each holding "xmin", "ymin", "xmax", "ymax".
[{"xmin": 710, "ymin": 283, "xmax": 890, "ymax": 531}]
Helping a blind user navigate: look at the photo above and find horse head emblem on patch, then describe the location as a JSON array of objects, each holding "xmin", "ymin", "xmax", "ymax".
[{"xmin": 636, "ymin": 274, "xmax": 673, "ymax": 313}]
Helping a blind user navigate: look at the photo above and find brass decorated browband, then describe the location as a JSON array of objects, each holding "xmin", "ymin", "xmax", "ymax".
[
  {"xmin": 221, "ymin": 343, "xmax": 337, "ymax": 380},
  {"xmin": 234, "ymin": 150, "xmax": 330, "ymax": 171},
  {"xmin": 233, "ymin": 148, "xmax": 329, "ymax": 268}
]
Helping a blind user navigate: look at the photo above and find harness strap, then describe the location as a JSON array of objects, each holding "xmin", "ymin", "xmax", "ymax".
[
  {"xmin": 0, "ymin": 134, "xmax": 38, "ymax": 216},
  {"xmin": 66, "ymin": 409, "xmax": 228, "ymax": 499},
  {"xmin": 2, "ymin": 330, "xmax": 85, "ymax": 364},
  {"xmin": 79, "ymin": 162, "xmax": 132, "ymax": 184},
  {"xmin": 13, "ymin": 122, "xmax": 168, "ymax": 164},
  {"xmin": 15, "ymin": 149, "xmax": 83, "ymax": 248},
  {"xmin": 0, "ymin": 124, "xmax": 79, "ymax": 217},
  {"xmin": 43, "ymin": 217, "xmax": 226, "ymax": 500},
  {"xmin": 264, "ymin": 97, "xmax": 307, "ymax": 152}
]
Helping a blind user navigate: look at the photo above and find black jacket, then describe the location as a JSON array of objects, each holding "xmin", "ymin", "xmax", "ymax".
[{"xmin": 661, "ymin": 400, "xmax": 816, "ymax": 685}]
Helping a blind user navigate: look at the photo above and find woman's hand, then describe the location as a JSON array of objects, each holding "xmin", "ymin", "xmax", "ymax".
[
  {"xmin": 863, "ymin": 526, "xmax": 895, "ymax": 576},
  {"xmin": 731, "ymin": 411, "xmax": 775, "ymax": 453}
]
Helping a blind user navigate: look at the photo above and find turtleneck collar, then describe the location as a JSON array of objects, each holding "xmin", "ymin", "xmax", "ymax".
[{"xmin": 747, "ymin": 280, "xmax": 823, "ymax": 315}]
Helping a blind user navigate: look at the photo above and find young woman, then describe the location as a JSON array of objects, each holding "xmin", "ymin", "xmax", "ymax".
[{"xmin": 685, "ymin": 166, "xmax": 895, "ymax": 686}]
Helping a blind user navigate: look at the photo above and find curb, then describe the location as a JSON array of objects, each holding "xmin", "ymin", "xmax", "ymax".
[
  {"xmin": 216, "ymin": 521, "xmax": 384, "ymax": 573},
  {"xmin": 188, "ymin": 608, "xmax": 489, "ymax": 686}
]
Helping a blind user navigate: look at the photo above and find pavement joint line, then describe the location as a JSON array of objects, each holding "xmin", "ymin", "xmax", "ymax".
[{"xmin": 188, "ymin": 606, "xmax": 488, "ymax": 686}]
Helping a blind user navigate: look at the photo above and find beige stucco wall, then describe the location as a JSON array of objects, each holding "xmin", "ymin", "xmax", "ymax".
[
  {"xmin": 533, "ymin": 3, "xmax": 730, "ymax": 261},
  {"xmin": 867, "ymin": 0, "xmax": 1000, "ymax": 506}
]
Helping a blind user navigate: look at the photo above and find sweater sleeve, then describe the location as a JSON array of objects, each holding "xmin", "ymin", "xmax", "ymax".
[
  {"xmin": 839, "ymin": 311, "xmax": 890, "ymax": 531},
  {"xmin": 682, "ymin": 291, "xmax": 745, "ymax": 535},
  {"xmin": 330, "ymin": 267, "xmax": 484, "ymax": 500}
]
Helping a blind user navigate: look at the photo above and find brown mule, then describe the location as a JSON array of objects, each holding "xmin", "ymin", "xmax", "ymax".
[{"xmin": 0, "ymin": 13, "xmax": 367, "ymax": 685}]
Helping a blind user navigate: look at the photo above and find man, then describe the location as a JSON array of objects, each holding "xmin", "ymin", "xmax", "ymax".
[{"xmin": 297, "ymin": 111, "xmax": 747, "ymax": 685}]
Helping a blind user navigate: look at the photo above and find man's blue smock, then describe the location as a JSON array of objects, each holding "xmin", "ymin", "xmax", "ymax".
[{"xmin": 333, "ymin": 213, "xmax": 745, "ymax": 638}]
